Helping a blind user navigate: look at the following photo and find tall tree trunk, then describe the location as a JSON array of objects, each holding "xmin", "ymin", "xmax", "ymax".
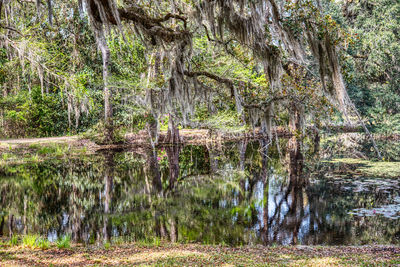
[
  {"xmin": 260, "ymin": 140, "xmax": 269, "ymax": 245},
  {"xmin": 8, "ymin": 214, "xmax": 13, "ymax": 238},
  {"xmin": 71, "ymin": 185, "xmax": 81, "ymax": 242},
  {"xmin": 288, "ymin": 102, "xmax": 303, "ymax": 180},
  {"xmin": 166, "ymin": 145, "xmax": 180, "ymax": 190},
  {"xmin": 103, "ymin": 152, "xmax": 114, "ymax": 243},
  {"xmin": 99, "ymin": 37, "xmax": 113, "ymax": 142},
  {"xmin": 84, "ymin": 0, "xmax": 115, "ymax": 141},
  {"xmin": 147, "ymin": 148, "xmax": 162, "ymax": 193}
]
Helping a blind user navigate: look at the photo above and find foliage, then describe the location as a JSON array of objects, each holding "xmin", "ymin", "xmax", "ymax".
[
  {"xmin": 22, "ymin": 235, "xmax": 38, "ymax": 248},
  {"xmin": 36, "ymin": 237, "xmax": 50, "ymax": 250},
  {"xmin": 195, "ymin": 109, "xmax": 246, "ymax": 132},
  {"xmin": 1, "ymin": 142, "xmax": 399, "ymax": 247},
  {"xmin": 9, "ymin": 235, "xmax": 19, "ymax": 246},
  {"xmin": 0, "ymin": 0, "xmax": 397, "ymax": 140},
  {"xmin": 0, "ymin": 87, "xmax": 65, "ymax": 137},
  {"xmin": 334, "ymin": 0, "xmax": 400, "ymax": 132},
  {"xmin": 81, "ymin": 121, "xmax": 126, "ymax": 144},
  {"xmin": 56, "ymin": 235, "xmax": 71, "ymax": 249}
]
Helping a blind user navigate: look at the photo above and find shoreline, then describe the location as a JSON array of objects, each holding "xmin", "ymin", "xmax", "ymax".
[{"xmin": 0, "ymin": 128, "xmax": 292, "ymax": 153}]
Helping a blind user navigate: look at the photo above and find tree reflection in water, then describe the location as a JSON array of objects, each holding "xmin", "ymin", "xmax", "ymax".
[{"xmin": 0, "ymin": 141, "xmax": 399, "ymax": 246}]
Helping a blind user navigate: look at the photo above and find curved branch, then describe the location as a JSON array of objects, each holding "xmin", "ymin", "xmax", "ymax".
[
  {"xmin": 184, "ymin": 70, "xmax": 234, "ymax": 89},
  {"xmin": 0, "ymin": 24, "xmax": 23, "ymax": 36}
]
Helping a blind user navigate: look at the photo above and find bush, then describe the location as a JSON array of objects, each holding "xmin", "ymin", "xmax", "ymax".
[{"xmin": 0, "ymin": 87, "xmax": 68, "ymax": 138}]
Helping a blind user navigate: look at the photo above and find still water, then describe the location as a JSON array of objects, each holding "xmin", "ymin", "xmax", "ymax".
[{"xmin": 0, "ymin": 141, "xmax": 399, "ymax": 246}]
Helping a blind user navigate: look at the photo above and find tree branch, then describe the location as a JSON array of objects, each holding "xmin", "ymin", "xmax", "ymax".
[
  {"xmin": 118, "ymin": 8, "xmax": 190, "ymax": 43},
  {"xmin": 184, "ymin": 70, "xmax": 234, "ymax": 88},
  {"xmin": 0, "ymin": 24, "xmax": 23, "ymax": 36}
]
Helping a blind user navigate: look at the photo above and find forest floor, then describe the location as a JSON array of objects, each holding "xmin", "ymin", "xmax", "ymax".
[{"xmin": 0, "ymin": 242, "xmax": 399, "ymax": 266}]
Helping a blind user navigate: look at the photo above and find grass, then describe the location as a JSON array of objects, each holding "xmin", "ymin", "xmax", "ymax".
[
  {"xmin": 104, "ymin": 242, "xmax": 111, "ymax": 250},
  {"xmin": 17, "ymin": 235, "xmax": 50, "ymax": 250},
  {"xmin": 22, "ymin": 235, "xmax": 38, "ymax": 248},
  {"xmin": 9, "ymin": 235, "xmax": 19, "ymax": 246},
  {"xmin": 0, "ymin": 143, "xmax": 94, "ymax": 167},
  {"xmin": 0, "ymin": 242, "xmax": 398, "ymax": 266},
  {"xmin": 136, "ymin": 237, "xmax": 162, "ymax": 248},
  {"xmin": 36, "ymin": 238, "xmax": 50, "ymax": 250},
  {"xmin": 56, "ymin": 235, "xmax": 71, "ymax": 249},
  {"xmin": 327, "ymin": 158, "xmax": 400, "ymax": 178}
]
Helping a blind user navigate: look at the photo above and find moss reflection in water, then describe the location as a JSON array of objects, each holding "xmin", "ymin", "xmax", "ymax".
[{"xmin": 0, "ymin": 141, "xmax": 399, "ymax": 246}]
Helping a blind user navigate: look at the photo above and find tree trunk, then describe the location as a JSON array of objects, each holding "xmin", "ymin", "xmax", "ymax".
[
  {"xmin": 169, "ymin": 217, "xmax": 178, "ymax": 243},
  {"xmin": 238, "ymin": 139, "xmax": 248, "ymax": 171},
  {"xmin": 166, "ymin": 145, "xmax": 180, "ymax": 190},
  {"xmin": 8, "ymin": 214, "xmax": 13, "ymax": 238},
  {"xmin": 99, "ymin": 32, "xmax": 113, "ymax": 142},
  {"xmin": 0, "ymin": 216, "xmax": 4, "ymax": 236},
  {"xmin": 23, "ymin": 195, "xmax": 27, "ymax": 235},
  {"xmin": 313, "ymin": 127, "xmax": 320, "ymax": 155},
  {"xmin": 166, "ymin": 114, "xmax": 180, "ymax": 144},
  {"xmin": 155, "ymin": 213, "xmax": 168, "ymax": 239},
  {"xmin": 260, "ymin": 139, "xmax": 269, "ymax": 245},
  {"xmin": 71, "ymin": 185, "xmax": 81, "ymax": 242},
  {"xmin": 103, "ymin": 152, "xmax": 114, "ymax": 243},
  {"xmin": 147, "ymin": 115, "xmax": 159, "ymax": 147},
  {"xmin": 288, "ymin": 102, "xmax": 303, "ymax": 180},
  {"xmin": 148, "ymin": 148, "xmax": 162, "ymax": 193}
]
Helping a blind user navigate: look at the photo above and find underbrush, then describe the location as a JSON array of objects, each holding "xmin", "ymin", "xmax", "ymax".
[
  {"xmin": 194, "ymin": 109, "xmax": 248, "ymax": 133},
  {"xmin": 3, "ymin": 235, "xmax": 70, "ymax": 250},
  {"xmin": 56, "ymin": 235, "xmax": 71, "ymax": 249},
  {"xmin": 81, "ymin": 121, "xmax": 126, "ymax": 144}
]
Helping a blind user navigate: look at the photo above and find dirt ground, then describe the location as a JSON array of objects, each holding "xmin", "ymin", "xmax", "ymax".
[{"xmin": 1, "ymin": 243, "xmax": 399, "ymax": 266}]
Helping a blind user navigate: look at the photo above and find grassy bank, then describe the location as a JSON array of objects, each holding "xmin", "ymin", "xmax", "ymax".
[
  {"xmin": 0, "ymin": 241, "xmax": 399, "ymax": 266},
  {"xmin": 326, "ymin": 158, "xmax": 400, "ymax": 178}
]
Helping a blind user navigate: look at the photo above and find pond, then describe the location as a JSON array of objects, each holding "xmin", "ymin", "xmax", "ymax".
[{"xmin": 0, "ymin": 140, "xmax": 399, "ymax": 246}]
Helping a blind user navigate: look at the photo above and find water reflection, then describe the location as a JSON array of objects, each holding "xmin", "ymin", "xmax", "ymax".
[{"xmin": 0, "ymin": 140, "xmax": 399, "ymax": 246}]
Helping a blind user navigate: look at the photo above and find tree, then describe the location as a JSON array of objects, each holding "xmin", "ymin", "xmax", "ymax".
[{"xmin": 0, "ymin": 0, "xmax": 389, "ymax": 157}]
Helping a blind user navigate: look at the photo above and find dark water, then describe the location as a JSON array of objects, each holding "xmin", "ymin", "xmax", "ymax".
[{"xmin": 0, "ymin": 141, "xmax": 399, "ymax": 246}]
